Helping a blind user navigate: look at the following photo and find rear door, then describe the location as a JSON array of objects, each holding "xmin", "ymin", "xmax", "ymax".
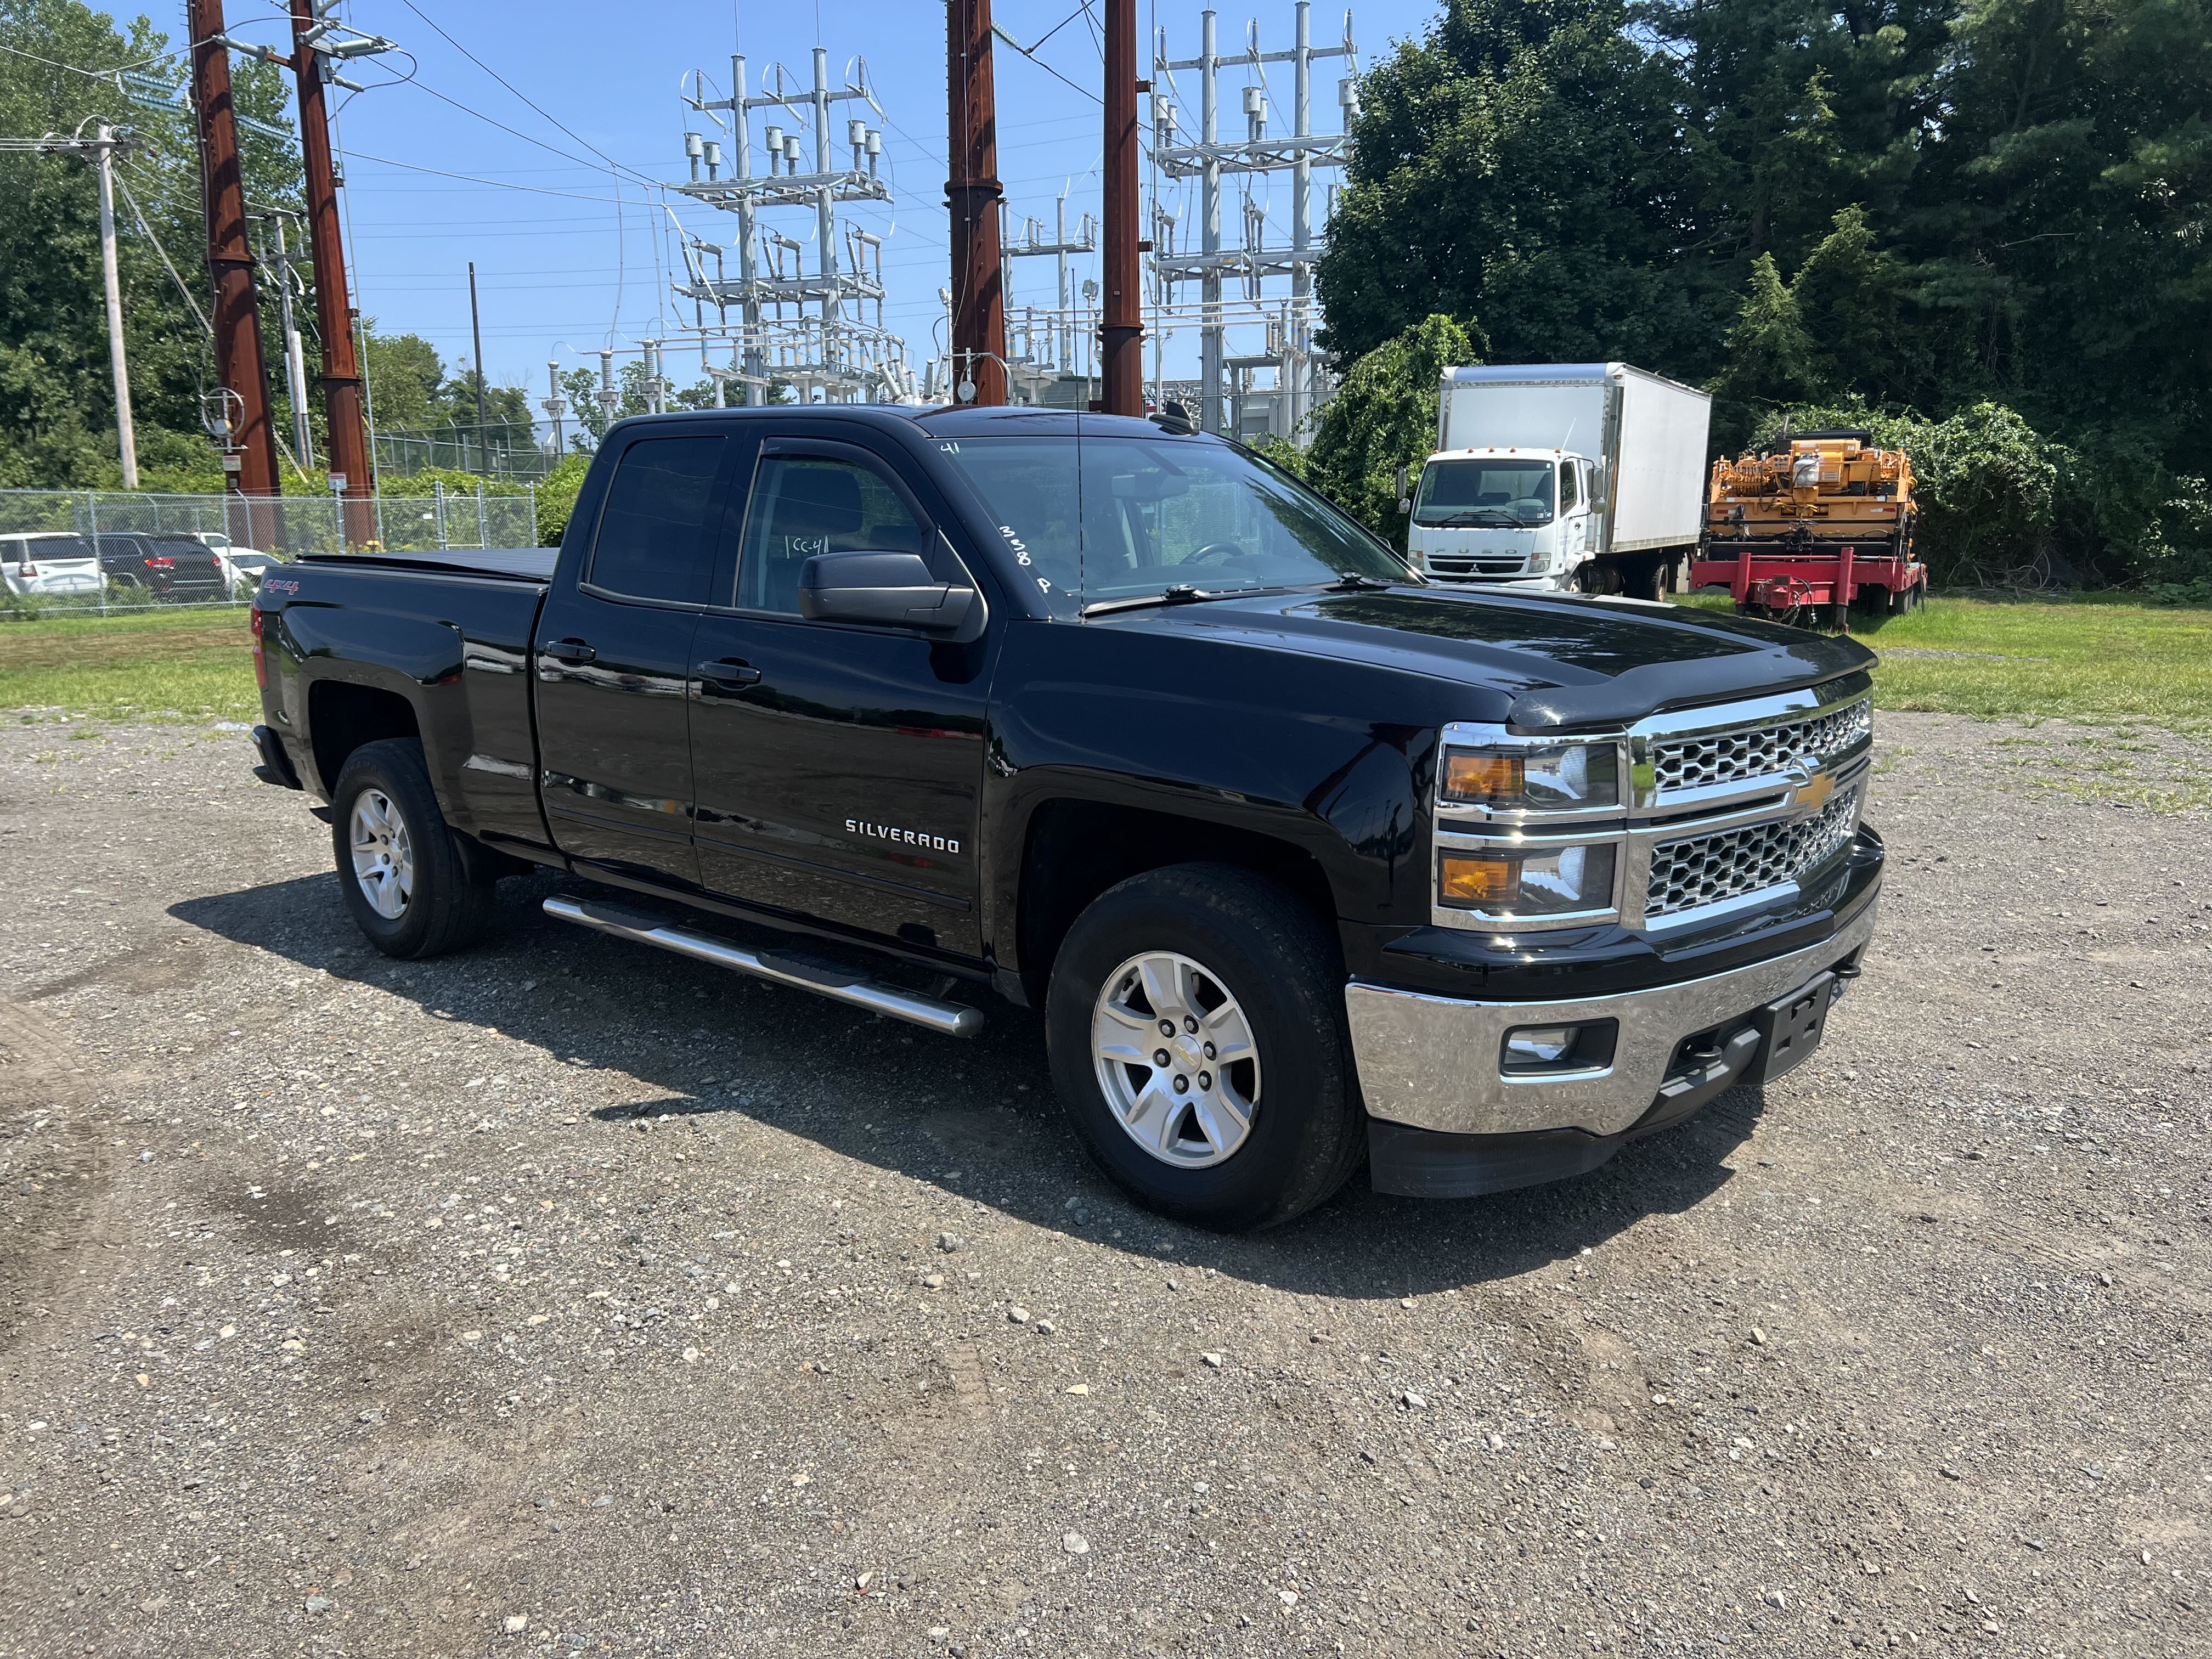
[
  {"xmin": 686, "ymin": 432, "xmax": 992, "ymax": 956},
  {"xmin": 531, "ymin": 424, "xmax": 749, "ymax": 889}
]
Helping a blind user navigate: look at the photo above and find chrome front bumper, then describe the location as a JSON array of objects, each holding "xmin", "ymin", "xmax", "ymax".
[{"xmin": 1345, "ymin": 901, "xmax": 1878, "ymax": 1138}]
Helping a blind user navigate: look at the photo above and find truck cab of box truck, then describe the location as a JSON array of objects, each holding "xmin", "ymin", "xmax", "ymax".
[
  {"xmin": 1404, "ymin": 364, "xmax": 1712, "ymax": 602},
  {"xmin": 1405, "ymin": 445, "xmax": 1598, "ymax": 590}
]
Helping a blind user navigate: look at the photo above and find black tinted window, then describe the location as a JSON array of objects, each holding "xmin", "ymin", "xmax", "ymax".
[
  {"xmin": 735, "ymin": 455, "xmax": 928, "ymax": 614},
  {"xmin": 590, "ymin": 436, "xmax": 728, "ymax": 603}
]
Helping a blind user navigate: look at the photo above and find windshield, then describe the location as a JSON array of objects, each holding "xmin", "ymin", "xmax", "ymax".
[
  {"xmin": 1414, "ymin": 458, "xmax": 1556, "ymax": 527},
  {"xmin": 933, "ymin": 432, "xmax": 1408, "ymax": 614}
]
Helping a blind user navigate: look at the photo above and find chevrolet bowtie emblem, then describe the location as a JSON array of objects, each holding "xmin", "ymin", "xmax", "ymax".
[{"xmin": 1793, "ymin": 768, "xmax": 1835, "ymax": 812}]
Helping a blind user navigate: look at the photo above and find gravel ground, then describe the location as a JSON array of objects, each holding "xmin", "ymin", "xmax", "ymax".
[{"xmin": 0, "ymin": 712, "xmax": 2207, "ymax": 1659}]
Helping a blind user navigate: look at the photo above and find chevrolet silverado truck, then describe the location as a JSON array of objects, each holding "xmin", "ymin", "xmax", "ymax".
[{"xmin": 249, "ymin": 405, "xmax": 1884, "ymax": 1230}]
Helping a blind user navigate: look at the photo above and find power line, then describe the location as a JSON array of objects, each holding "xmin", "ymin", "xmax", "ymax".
[
  {"xmin": 0, "ymin": 40, "xmax": 182, "ymax": 79},
  {"xmin": 110, "ymin": 172, "xmax": 214, "ymax": 335},
  {"xmin": 343, "ymin": 150, "xmax": 631, "ymax": 202},
  {"xmin": 391, "ymin": 0, "xmax": 660, "ymax": 190}
]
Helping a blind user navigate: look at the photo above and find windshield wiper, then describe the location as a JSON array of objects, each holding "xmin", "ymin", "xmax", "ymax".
[
  {"xmin": 1081, "ymin": 583, "xmax": 1293, "ymax": 618},
  {"xmin": 1433, "ymin": 510, "xmax": 1515, "ymax": 527},
  {"xmin": 1318, "ymin": 572, "xmax": 1398, "ymax": 592}
]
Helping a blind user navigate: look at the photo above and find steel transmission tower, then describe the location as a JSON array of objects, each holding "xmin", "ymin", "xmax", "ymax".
[
  {"xmin": 1153, "ymin": 2, "xmax": 1356, "ymax": 441},
  {"xmin": 675, "ymin": 51, "xmax": 913, "ymax": 403},
  {"xmin": 998, "ymin": 199, "xmax": 1096, "ymax": 397}
]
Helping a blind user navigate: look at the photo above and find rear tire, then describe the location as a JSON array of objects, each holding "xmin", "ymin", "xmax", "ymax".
[
  {"xmin": 1045, "ymin": 863, "xmax": 1365, "ymax": 1231},
  {"xmin": 330, "ymin": 737, "xmax": 499, "ymax": 958}
]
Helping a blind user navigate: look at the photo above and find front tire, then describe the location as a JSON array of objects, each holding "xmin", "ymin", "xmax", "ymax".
[
  {"xmin": 1045, "ymin": 863, "xmax": 1365, "ymax": 1231},
  {"xmin": 330, "ymin": 737, "xmax": 498, "ymax": 958}
]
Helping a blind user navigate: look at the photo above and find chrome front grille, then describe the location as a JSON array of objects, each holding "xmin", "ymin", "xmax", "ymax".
[
  {"xmin": 1645, "ymin": 785, "xmax": 1861, "ymax": 919},
  {"xmin": 1430, "ymin": 678, "xmax": 1873, "ymax": 935},
  {"xmin": 1651, "ymin": 696, "xmax": 1871, "ymax": 793}
]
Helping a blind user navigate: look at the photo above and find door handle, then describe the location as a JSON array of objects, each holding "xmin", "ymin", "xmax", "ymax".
[
  {"xmin": 696, "ymin": 657, "xmax": 763, "ymax": 691},
  {"xmin": 542, "ymin": 638, "xmax": 596, "ymax": 664}
]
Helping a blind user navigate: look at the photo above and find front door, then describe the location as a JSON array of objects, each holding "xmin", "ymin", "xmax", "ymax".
[
  {"xmin": 687, "ymin": 436, "xmax": 992, "ymax": 957},
  {"xmin": 532, "ymin": 427, "xmax": 740, "ymax": 889}
]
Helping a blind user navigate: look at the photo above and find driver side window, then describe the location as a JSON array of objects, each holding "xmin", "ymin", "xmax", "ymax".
[
  {"xmin": 734, "ymin": 454, "xmax": 928, "ymax": 614},
  {"xmin": 1559, "ymin": 461, "xmax": 1579, "ymax": 513}
]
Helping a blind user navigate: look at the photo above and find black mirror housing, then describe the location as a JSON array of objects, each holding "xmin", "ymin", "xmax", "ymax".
[{"xmin": 797, "ymin": 550, "xmax": 978, "ymax": 633}]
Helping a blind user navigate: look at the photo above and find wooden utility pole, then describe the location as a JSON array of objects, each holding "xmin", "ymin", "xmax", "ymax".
[
  {"xmin": 945, "ymin": 0, "xmax": 1006, "ymax": 406},
  {"xmin": 468, "ymin": 261, "xmax": 489, "ymax": 444},
  {"xmin": 1099, "ymin": 0, "xmax": 1144, "ymax": 416},
  {"xmin": 290, "ymin": 0, "xmax": 374, "ymax": 540},
  {"xmin": 92, "ymin": 123, "xmax": 139, "ymax": 487},
  {"xmin": 189, "ymin": 0, "xmax": 280, "ymax": 498}
]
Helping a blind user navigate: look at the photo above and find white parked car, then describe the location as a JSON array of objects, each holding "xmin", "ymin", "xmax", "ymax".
[
  {"xmin": 1, "ymin": 532, "xmax": 105, "ymax": 596},
  {"xmin": 188, "ymin": 529, "xmax": 287, "ymax": 587}
]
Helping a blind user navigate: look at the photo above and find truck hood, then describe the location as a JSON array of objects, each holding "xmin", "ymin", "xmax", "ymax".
[{"xmin": 1099, "ymin": 585, "xmax": 1875, "ymax": 731}]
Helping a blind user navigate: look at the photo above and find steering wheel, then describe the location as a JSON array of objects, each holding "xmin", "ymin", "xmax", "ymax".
[{"xmin": 1184, "ymin": 541, "xmax": 1245, "ymax": 565}]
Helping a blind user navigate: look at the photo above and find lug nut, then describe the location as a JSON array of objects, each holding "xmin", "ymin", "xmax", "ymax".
[
  {"xmin": 1159, "ymin": 1020, "xmax": 1175, "ymax": 1037},
  {"xmin": 1173, "ymin": 1075, "xmax": 1189, "ymax": 1093},
  {"xmin": 1197, "ymin": 1070, "xmax": 1212, "ymax": 1090},
  {"xmin": 1154, "ymin": 1048, "xmax": 1171, "ymax": 1068},
  {"xmin": 1202, "ymin": 1041, "xmax": 1216, "ymax": 1060},
  {"xmin": 1183, "ymin": 1015, "xmax": 1199, "ymax": 1035}
]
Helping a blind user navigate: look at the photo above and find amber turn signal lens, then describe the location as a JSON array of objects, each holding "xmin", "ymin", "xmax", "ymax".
[
  {"xmin": 1442, "ymin": 752, "xmax": 1522, "ymax": 804},
  {"xmin": 1439, "ymin": 853, "xmax": 1517, "ymax": 905}
]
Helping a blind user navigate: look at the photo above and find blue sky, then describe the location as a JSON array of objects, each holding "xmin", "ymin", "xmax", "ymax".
[{"xmin": 204, "ymin": 0, "xmax": 1446, "ymax": 414}]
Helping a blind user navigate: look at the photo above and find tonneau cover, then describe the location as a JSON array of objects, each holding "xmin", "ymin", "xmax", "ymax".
[{"xmin": 297, "ymin": 546, "xmax": 557, "ymax": 583}]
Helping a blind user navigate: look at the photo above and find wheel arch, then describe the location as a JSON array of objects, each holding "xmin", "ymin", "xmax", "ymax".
[
  {"xmin": 1012, "ymin": 798, "xmax": 1341, "ymax": 1007},
  {"xmin": 307, "ymin": 676, "xmax": 423, "ymax": 798}
]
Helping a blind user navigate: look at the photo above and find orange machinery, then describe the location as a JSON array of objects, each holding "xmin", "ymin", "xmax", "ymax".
[{"xmin": 1690, "ymin": 428, "xmax": 1927, "ymax": 628}]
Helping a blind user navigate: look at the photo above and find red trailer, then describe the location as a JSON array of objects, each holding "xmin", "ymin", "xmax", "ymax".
[{"xmin": 1692, "ymin": 431, "xmax": 1928, "ymax": 630}]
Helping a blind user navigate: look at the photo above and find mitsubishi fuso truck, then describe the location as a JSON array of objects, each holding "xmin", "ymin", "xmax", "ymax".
[{"xmin": 1402, "ymin": 363, "xmax": 1713, "ymax": 601}]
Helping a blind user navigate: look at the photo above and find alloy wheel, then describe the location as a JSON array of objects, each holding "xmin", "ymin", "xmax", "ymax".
[
  {"xmin": 349, "ymin": 788, "xmax": 414, "ymax": 920},
  {"xmin": 1090, "ymin": 950, "xmax": 1261, "ymax": 1167}
]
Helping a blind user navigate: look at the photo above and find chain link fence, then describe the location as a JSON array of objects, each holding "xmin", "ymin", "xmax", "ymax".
[
  {"xmin": 1, "ymin": 486, "xmax": 538, "ymax": 618},
  {"xmin": 374, "ymin": 421, "xmax": 557, "ymax": 485}
]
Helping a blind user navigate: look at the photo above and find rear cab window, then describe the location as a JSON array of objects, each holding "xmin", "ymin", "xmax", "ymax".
[{"xmin": 586, "ymin": 435, "xmax": 730, "ymax": 605}]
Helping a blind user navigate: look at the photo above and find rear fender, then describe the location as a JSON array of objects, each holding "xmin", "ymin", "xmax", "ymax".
[{"xmin": 279, "ymin": 605, "xmax": 476, "ymax": 826}]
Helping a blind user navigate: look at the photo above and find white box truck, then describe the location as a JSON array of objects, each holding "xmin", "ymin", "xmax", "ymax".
[{"xmin": 1399, "ymin": 363, "xmax": 1712, "ymax": 599}]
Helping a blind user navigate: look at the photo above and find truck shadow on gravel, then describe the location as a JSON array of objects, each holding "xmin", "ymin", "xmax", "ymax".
[{"xmin": 172, "ymin": 870, "xmax": 1763, "ymax": 1299}]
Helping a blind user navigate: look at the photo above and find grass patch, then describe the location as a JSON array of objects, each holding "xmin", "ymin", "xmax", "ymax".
[
  {"xmin": 0, "ymin": 606, "xmax": 257, "ymax": 723},
  {"xmin": 1675, "ymin": 592, "xmax": 2212, "ymax": 737}
]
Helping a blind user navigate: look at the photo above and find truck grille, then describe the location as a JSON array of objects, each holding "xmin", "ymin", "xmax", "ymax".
[
  {"xmin": 1651, "ymin": 696, "xmax": 1871, "ymax": 793},
  {"xmin": 1426, "ymin": 554, "xmax": 1526, "ymax": 578},
  {"xmin": 1645, "ymin": 785, "xmax": 1861, "ymax": 919}
]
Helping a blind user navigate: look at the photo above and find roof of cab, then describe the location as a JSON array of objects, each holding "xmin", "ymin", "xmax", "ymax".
[{"xmin": 605, "ymin": 403, "xmax": 1202, "ymax": 443}]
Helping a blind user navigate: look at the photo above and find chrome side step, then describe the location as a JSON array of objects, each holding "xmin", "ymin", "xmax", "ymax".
[{"xmin": 541, "ymin": 895, "xmax": 985, "ymax": 1038}]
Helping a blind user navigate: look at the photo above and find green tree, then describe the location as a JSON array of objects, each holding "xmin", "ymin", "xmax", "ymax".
[
  {"xmin": 436, "ymin": 361, "xmax": 533, "ymax": 430},
  {"xmin": 360, "ymin": 328, "xmax": 445, "ymax": 431},
  {"xmin": 1317, "ymin": 0, "xmax": 1714, "ymax": 371},
  {"xmin": 1295, "ymin": 313, "xmax": 1485, "ymax": 548},
  {"xmin": 0, "ymin": 1, "xmax": 306, "ymax": 488}
]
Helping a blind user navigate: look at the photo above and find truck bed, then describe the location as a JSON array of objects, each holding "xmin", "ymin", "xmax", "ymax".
[{"xmin": 297, "ymin": 546, "xmax": 556, "ymax": 583}]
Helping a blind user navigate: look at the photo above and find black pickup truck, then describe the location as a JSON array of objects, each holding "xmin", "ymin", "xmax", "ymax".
[{"xmin": 249, "ymin": 405, "xmax": 1883, "ymax": 1229}]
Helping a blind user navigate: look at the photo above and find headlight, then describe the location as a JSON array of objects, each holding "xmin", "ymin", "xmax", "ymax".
[
  {"xmin": 1437, "ymin": 843, "xmax": 1617, "ymax": 918},
  {"xmin": 1441, "ymin": 742, "xmax": 1618, "ymax": 811}
]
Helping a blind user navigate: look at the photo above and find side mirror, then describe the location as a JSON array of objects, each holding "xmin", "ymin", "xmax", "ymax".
[{"xmin": 798, "ymin": 550, "xmax": 977, "ymax": 633}]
